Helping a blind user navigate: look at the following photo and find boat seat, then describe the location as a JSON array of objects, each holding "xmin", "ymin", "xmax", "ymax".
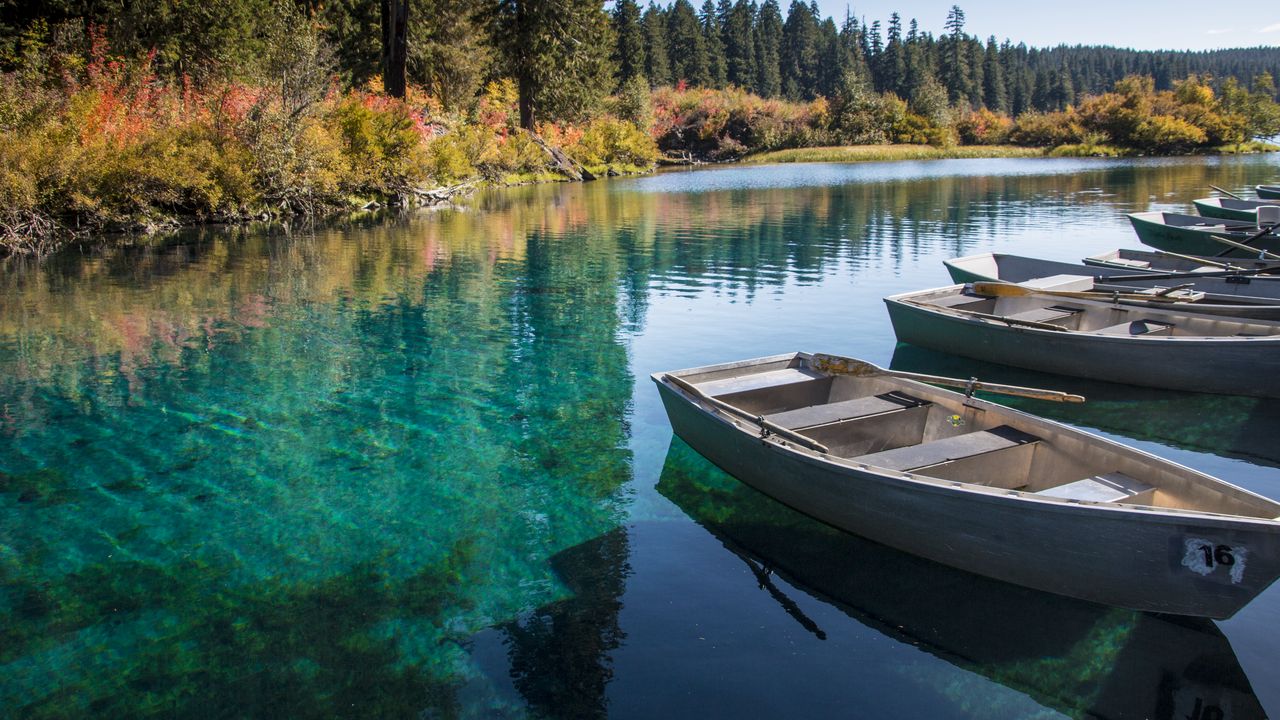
[
  {"xmin": 1104, "ymin": 258, "xmax": 1151, "ymax": 269},
  {"xmin": 763, "ymin": 391, "xmax": 930, "ymax": 431},
  {"xmin": 696, "ymin": 367, "xmax": 825, "ymax": 397},
  {"xmin": 1036, "ymin": 472, "xmax": 1155, "ymax": 504},
  {"xmin": 1095, "ymin": 320, "xmax": 1175, "ymax": 336},
  {"xmin": 1021, "ymin": 274, "xmax": 1094, "ymax": 292},
  {"xmin": 931, "ymin": 293, "xmax": 988, "ymax": 309},
  {"xmin": 850, "ymin": 425, "xmax": 1040, "ymax": 472},
  {"xmin": 1004, "ymin": 305, "xmax": 1082, "ymax": 325}
]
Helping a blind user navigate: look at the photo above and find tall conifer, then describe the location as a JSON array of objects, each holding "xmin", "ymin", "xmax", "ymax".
[{"xmin": 754, "ymin": 0, "xmax": 783, "ymax": 96}]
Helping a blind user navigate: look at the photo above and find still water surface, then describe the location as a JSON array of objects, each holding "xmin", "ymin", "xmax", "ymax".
[{"xmin": 3, "ymin": 156, "xmax": 1280, "ymax": 718}]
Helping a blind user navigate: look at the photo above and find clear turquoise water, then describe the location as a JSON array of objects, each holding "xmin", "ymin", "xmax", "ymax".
[{"xmin": 2, "ymin": 155, "xmax": 1280, "ymax": 718}]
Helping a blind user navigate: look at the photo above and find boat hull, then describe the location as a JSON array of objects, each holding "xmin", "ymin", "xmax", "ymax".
[
  {"xmin": 1193, "ymin": 197, "xmax": 1280, "ymax": 223},
  {"xmin": 885, "ymin": 294, "xmax": 1280, "ymax": 397},
  {"xmin": 1128, "ymin": 211, "xmax": 1278, "ymax": 257},
  {"xmin": 944, "ymin": 252, "xmax": 1280, "ymax": 318},
  {"xmin": 1257, "ymin": 185, "xmax": 1280, "ymax": 200},
  {"xmin": 655, "ymin": 375, "xmax": 1280, "ymax": 618}
]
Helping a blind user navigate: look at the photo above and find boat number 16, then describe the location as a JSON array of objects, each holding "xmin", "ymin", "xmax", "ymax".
[{"xmin": 1181, "ymin": 538, "xmax": 1247, "ymax": 584}]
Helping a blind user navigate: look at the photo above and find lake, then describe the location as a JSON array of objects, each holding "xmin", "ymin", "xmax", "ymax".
[{"xmin": 2, "ymin": 155, "xmax": 1279, "ymax": 718}]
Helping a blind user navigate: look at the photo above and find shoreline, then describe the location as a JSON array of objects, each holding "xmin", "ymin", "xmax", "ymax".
[{"xmin": 6, "ymin": 146, "xmax": 1278, "ymax": 263}]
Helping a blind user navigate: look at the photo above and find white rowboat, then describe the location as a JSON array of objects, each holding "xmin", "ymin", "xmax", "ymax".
[{"xmin": 654, "ymin": 352, "xmax": 1280, "ymax": 618}]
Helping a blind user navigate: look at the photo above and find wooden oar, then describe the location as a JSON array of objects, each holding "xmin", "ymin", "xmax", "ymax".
[
  {"xmin": 809, "ymin": 353, "xmax": 1086, "ymax": 404},
  {"xmin": 1212, "ymin": 224, "xmax": 1279, "ymax": 258},
  {"xmin": 1210, "ymin": 234, "xmax": 1280, "ymax": 261},
  {"xmin": 1210, "ymin": 184, "xmax": 1243, "ymax": 200},
  {"xmin": 969, "ymin": 281, "xmax": 1198, "ymax": 304},
  {"xmin": 663, "ymin": 373, "xmax": 832, "ymax": 453}
]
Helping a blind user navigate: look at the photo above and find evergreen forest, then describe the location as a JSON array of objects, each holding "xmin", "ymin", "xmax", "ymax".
[{"xmin": 3, "ymin": 0, "xmax": 1280, "ymax": 254}]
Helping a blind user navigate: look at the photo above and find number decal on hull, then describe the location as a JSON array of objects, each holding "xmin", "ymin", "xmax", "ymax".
[{"xmin": 1182, "ymin": 538, "xmax": 1247, "ymax": 584}]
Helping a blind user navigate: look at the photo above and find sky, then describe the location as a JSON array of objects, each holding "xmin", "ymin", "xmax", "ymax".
[{"xmin": 810, "ymin": 1, "xmax": 1280, "ymax": 52}]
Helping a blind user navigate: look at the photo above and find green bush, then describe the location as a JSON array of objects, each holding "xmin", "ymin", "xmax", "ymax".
[
  {"xmin": 329, "ymin": 95, "xmax": 430, "ymax": 195},
  {"xmin": 569, "ymin": 117, "xmax": 658, "ymax": 171},
  {"xmin": 1009, "ymin": 111, "xmax": 1085, "ymax": 147}
]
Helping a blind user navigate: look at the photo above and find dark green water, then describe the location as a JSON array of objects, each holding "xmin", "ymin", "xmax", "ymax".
[{"xmin": 3, "ymin": 156, "xmax": 1280, "ymax": 718}]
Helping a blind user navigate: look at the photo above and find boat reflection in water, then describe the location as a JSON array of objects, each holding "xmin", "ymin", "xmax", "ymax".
[
  {"xmin": 656, "ymin": 439, "xmax": 1267, "ymax": 720},
  {"xmin": 889, "ymin": 343, "xmax": 1280, "ymax": 468}
]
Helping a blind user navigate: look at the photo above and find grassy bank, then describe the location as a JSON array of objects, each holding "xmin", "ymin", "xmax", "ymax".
[{"xmin": 743, "ymin": 145, "xmax": 1046, "ymax": 164}]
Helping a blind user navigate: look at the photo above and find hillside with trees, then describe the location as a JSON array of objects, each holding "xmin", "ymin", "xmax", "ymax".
[{"xmin": 2, "ymin": 0, "xmax": 1280, "ymax": 254}]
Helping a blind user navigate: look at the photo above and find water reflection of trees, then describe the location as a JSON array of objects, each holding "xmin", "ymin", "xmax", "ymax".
[
  {"xmin": 2, "ymin": 158, "xmax": 1272, "ymax": 393},
  {"xmin": 0, "ymin": 207, "xmax": 634, "ymax": 715}
]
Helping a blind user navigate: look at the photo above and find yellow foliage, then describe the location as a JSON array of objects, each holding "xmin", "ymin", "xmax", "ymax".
[{"xmin": 567, "ymin": 117, "xmax": 658, "ymax": 169}]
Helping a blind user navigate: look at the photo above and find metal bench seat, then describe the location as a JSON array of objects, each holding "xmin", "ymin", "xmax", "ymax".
[
  {"xmin": 1036, "ymin": 472, "xmax": 1155, "ymax": 504},
  {"xmin": 697, "ymin": 367, "xmax": 825, "ymax": 397},
  {"xmin": 850, "ymin": 425, "xmax": 1041, "ymax": 472},
  {"xmin": 763, "ymin": 391, "xmax": 930, "ymax": 431}
]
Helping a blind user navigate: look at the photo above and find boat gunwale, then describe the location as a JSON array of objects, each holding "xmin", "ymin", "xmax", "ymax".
[{"xmin": 887, "ymin": 284, "xmax": 1280, "ymax": 342}]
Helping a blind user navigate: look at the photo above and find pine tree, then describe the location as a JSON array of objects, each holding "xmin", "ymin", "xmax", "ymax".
[
  {"xmin": 667, "ymin": 0, "xmax": 709, "ymax": 86},
  {"xmin": 723, "ymin": 0, "xmax": 757, "ymax": 88},
  {"xmin": 494, "ymin": 0, "xmax": 616, "ymax": 128},
  {"xmin": 642, "ymin": 3, "xmax": 671, "ymax": 86},
  {"xmin": 982, "ymin": 36, "xmax": 1006, "ymax": 113},
  {"xmin": 700, "ymin": 0, "xmax": 727, "ymax": 87},
  {"xmin": 410, "ymin": 0, "xmax": 492, "ymax": 111},
  {"xmin": 880, "ymin": 12, "xmax": 905, "ymax": 95},
  {"xmin": 780, "ymin": 0, "xmax": 818, "ymax": 99},
  {"xmin": 613, "ymin": 0, "xmax": 647, "ymax": 86},
  {"xmin": 754, "ymin": 0, "xmax": 783, "ymax": 96},
  {"xmin": 939, "ymin": 4, "xmax": 970, "ymax": 105}
]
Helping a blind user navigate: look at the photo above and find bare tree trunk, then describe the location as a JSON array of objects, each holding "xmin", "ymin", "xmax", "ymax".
[
  {"xmin": 381, "ymin": 0, "xmax": 409, "ymax": 98},
  {"xmin": 518, "ymin": 72, "xmax": 535, "ymax": 130}
]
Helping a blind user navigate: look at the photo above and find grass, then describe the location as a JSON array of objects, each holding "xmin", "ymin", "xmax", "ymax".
[
  {"xmin": 743, "ymin": 144, "xmax": 1046, "ymax": 164},
  {"xmin": 1213, "ymin": 141, "xmax": 1280, "ymax": 154}
]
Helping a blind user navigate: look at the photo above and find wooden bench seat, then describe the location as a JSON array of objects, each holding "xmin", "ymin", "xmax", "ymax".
[
  {"xmin": 1035, "ymin": 472, "xmax": 1154, "ymax": 504},
  {"xmin": 763, "ymin": 391, "xmax": 929, "ymax": 431},
  {"xmin": 850, "ymin": 425, "xmax": 1040, "ymax": 472}
]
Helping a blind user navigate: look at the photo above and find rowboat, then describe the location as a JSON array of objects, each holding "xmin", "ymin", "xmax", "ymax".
[
  {"xmin": 653, "ymin": 352, "xmax": 1280, "ymax": 617},
  {"xmin": 1194, "ymin": 197, "xmax": 1280, "ymax": 223},
  {"xmin": 1257, "ymin": 184, "xmax": 1280, "ymax": 200},
  {"xmin": 943, "ymin": 251, "xmax": 1280, "ymax": 317},
  {"xmin": 1127, "ymin": 211, "xmax": 1279, "ymax": 257},
  {"xmin": 885, "ymin": 283, "xmax": 1280, "ymax": 397},
  {"xmin": 1082, "ymin": 247, "xmax": 1279, "ymax": 274}
]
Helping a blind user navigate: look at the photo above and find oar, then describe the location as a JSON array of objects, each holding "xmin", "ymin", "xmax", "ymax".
[
  {"xmin": 1095, "ymin": 265, "xmax": 1280, "ymax": 282},
  {"xmin": 1213, "ymin": 224, "xmax": 1279, "ymax": 258},
  {"xmin": 663, "ymin": 373, "xmax": 832, "ymax": 453},
  {"xmin": 1210, "ymin": 234, "xmax": 1280, "ymax": 261},
  {"xmin": 1210, "ymin": 184, "xmax": 1243, "ymax": 200},
  {"xmin": 1152, "ymin": 249, "xmax": 1235, "ymax": 270},
  {"xmin": 970, "ymin": 281, "xmax": 1198, "ymax": 304},
  {"xmin": 809, "ymin": 353, "xmax": 1086, "ymax": 404}
]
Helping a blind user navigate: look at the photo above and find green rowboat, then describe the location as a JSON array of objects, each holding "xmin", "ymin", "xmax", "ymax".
[
  {"xmin": 1193, "ymin": 197, "xmax": 1280, "ymax": 223},
  {"xmin": 1127, "ymin": 211, "xmax": 1278, "ymax": 257}
]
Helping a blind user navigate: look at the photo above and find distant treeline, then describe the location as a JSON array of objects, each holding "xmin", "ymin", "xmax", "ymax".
[{"xmin": 613, "ymin": 1, "xmax": 1280, "ymax": 114}]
